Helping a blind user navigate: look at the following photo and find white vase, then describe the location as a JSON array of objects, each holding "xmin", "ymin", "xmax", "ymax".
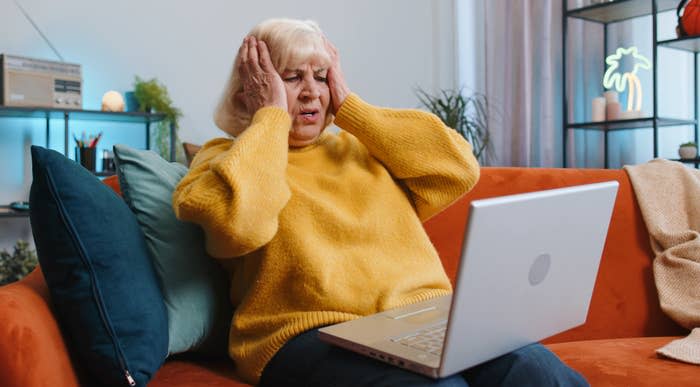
[{"xmin": 679, "ymin": 146, "xmax": 698, "ymax": 159}]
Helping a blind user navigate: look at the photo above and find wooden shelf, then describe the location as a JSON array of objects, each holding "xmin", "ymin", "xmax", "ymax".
[
  {"xmin": 567, "ymin": 0, "xmax": 677, "ymax": 24},
  {"xmin": 658, "ymin": 36, "xmax": 700, "ymax": 52},
  {"xmin": 0, "ymin": 205, "xmax": 29, "ymax": 218},
  {"xmin": 0, "ymin": 106, "xmax": 165, "ymax": 123},
  {"xmin": 670, "ymin": 157, "xmax": 700, "ymax": 163},
  {"xmin": 566, "ymin": 117, "xmax": 696, "ymax": 131},
  {"xmin": 0, "ymin": 105, "xmax": 176, "ymax": 162}
]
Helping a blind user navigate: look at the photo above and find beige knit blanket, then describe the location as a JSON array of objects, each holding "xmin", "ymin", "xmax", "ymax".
[{"xmin": 624, "ymin": 159, "xmax": 700, "ymax": 365}]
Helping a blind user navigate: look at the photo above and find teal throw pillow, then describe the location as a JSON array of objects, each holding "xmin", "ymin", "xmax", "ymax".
[{"xmin": 113, "ymin": 144, "xmax": 232, "ymax": 356}]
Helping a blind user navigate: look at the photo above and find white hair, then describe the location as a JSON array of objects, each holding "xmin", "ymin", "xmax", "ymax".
[{"xmin": 213, "ymin": 18, "xmax": 333, "ymax": 136}]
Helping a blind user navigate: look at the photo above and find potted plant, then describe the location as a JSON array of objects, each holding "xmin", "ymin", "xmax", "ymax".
[
  {"xmin": 415, "ymin": 87, "xmax": 493, "ymax": 164},
  {"xmin": 679, "ymin": 141, "xmax": 698, "ymax": 160},
  {"xmin": 132, "ymin": 76, "xmax": 185, "ymax": 163},
  {"xmin": 0, "ymin": 240, "xmax": 38, "ymax": 285}
]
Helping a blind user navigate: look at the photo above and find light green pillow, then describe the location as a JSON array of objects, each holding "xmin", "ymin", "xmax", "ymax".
[{"xmin": 113, "ymin": 144, "xmax": 231, "ymax": 356}]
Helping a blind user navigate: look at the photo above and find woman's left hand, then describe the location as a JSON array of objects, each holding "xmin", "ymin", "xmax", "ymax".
[{"xmin": 324, "ymin": 36, "xmax": 351, "ymax": 114}]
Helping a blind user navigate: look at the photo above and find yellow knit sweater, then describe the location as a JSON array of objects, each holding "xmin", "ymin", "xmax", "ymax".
[{"xmin": 173, "ymin": 94, "xmax": 480, "ymax": 384}]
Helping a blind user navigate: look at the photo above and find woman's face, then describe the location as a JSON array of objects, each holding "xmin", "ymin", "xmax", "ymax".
[{"xmin": 280, "ymin": 62, "xmax": 330, "ymax": 147}]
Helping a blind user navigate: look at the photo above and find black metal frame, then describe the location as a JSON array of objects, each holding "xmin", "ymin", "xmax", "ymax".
[
  {"xmin": 0, "ymin": 107, "xmax": 175, "ymax": 216},
  {"xmin": 562, "ymin": 0, "xmax": 699, "ymax": 168},
  {"xmin": 0, "ymin": 106, "xmax": 173, "ymax": 161}
]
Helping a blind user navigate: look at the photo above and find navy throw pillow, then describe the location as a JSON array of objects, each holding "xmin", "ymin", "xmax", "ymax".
[{"xmin": 29, "ymin": 146, "xmax": 168, "ymax": 387}]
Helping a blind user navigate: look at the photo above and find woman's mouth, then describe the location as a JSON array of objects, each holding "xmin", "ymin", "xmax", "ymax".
[{"xmin": 298, "ymin": 109, "xmax": 320, "ymax": 124}]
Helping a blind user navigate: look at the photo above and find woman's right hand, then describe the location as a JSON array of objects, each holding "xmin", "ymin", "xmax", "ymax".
[
  {"xmin": 236, "ymin": 36, "xmax": 287, "ymax": 114},
  {"xmin": 323, "ymin": 36, "xmax": 351, "ymax": 114}
]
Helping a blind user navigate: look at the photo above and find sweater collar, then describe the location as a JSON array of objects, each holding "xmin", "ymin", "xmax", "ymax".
[{"xmin": 288, "ymin": 130, "xmax": 332, "ymax": 153}]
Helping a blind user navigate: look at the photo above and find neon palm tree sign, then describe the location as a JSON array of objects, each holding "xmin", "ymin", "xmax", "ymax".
[{"xmin": 603, "ymin": 46, "xmax": 651, "ymax": 113}]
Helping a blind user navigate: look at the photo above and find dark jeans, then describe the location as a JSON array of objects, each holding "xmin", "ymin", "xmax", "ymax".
[{"xmin": 259, "ymin": 328, "xmax": 588, "ymax": 387}]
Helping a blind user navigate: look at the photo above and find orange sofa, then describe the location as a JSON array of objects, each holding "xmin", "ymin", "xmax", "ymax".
[{"xmin": 0, "ymin": 167, "xmax": 695, "ymax": 386}]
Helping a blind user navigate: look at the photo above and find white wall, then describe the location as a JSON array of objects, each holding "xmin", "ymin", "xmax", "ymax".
[{"xmin": 0, "ymin": 0, "xmax": 457, "ymax": 250}]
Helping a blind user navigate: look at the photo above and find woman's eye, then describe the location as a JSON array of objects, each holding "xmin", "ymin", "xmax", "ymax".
[
  {"xmin": 315, "ymin": 76, "xmax": 328, "ymax": 83},
  {"xmin": 284, "ymin": 76, "xmax": 301, "ymax": 82}
]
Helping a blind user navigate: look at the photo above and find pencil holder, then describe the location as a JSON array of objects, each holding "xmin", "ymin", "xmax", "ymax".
[{"xmin": 75, "ymin": 147, "xmax": 96, "ymax": 172}]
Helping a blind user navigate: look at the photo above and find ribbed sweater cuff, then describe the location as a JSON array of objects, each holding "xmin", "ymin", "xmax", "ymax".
[{"xmin": 333, "ymin": 93, "xmax": 376, "ymax": 134}]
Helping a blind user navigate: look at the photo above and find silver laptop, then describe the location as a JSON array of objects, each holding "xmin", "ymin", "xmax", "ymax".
[{"xmin": 318, "ymin": 181, "xmax": 618, "ymax": 378}]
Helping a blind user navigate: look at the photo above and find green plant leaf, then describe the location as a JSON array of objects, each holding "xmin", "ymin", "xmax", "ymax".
[
  {"xmin": 414, "ymin": 87, "xmax": 492, "ymax": 164},
  {"xmin": 133, "ymin": 76, "xmax": 185, "ymax": 162},
  {"xmin": 0, "ymin": 240, "xmax": 38, "ymax": 285}
]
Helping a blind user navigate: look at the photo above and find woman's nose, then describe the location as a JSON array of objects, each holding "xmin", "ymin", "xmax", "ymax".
[{"xmin": 300, "ymin": 79, "xmax": 321, "ymax": 99}]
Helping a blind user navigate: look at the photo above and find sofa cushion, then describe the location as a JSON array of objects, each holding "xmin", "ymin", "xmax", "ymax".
[
  {"xmin": 102, "ymin": 174, "xmax": 122, "ymax": 195},
  {"xmin": 0, "ymin": 268, "xmax": 80, "ymax": 387},
  {"xmin": 28, "ymin": 146, "xmax": 168, "ymax": 387},
  {"xmin": 113, "ymin": 144, "xmax": 231, "ymax": 356},
  {"xmin": 546, "ymin": 336, "xmax": 697, "ymax": 386},
  {"xmin": 182, "ymin": 142, "xmax": 202, "ymax": 167},
  {"xmin": 150, "ymin": 359, "xmax": 248, "ymax": 387}
]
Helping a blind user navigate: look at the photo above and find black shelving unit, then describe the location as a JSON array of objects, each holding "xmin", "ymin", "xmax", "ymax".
[
  {"xmin": 0, "ymin": 205, "xmax": 29, "ymax": 219},
  {"xmin": 0, "ymin": 106, "xmax": 173, "ymax": 160},
  {"xmin": 563, "ymin": 0, "xmax": 699, "ymax": 168},
  {"xmin": 669, "ymin": 157, "xmax": 700, "ymax": 168},
  {"xmin": 0, "ymin": 106, "xmax": 174, "ymax": 214}
]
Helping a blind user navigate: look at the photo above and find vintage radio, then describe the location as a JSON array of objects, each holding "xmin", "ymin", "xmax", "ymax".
[{"xmin": 0, "ymin": 54, "xmax": 82, "ymax": 108}]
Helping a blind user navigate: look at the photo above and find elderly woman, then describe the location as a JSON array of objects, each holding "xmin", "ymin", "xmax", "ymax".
[{"xmin": 173, "ymin": 18, "xmax": 586, "ymax": 387}]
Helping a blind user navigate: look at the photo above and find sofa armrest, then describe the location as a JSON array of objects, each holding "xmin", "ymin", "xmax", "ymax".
[{"xmin": 0, "ymin": 268, "xmax": 80, "ymax": 387}]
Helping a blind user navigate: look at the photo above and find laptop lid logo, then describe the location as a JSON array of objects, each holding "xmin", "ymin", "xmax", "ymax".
[{"xmin": 528, "ymin": 253, "xmax": 551, "ymax": 286}]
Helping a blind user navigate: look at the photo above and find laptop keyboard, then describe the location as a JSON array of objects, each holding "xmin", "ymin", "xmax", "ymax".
[{"xmin": 390, "ymin": 321, "xmax": 447, "ymax": 356}]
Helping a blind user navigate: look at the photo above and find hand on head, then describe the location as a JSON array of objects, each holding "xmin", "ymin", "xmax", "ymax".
[
  {"xmin": 235, "ymin": 34, "xmax": 350, "ymax": 118},
  {"xmin": 323, "ymin": 36, "xmax": 351, "ymax": 114},
  {"xmin": 236, "ymin": 36, "xmax": 287, "ymax": 114}
]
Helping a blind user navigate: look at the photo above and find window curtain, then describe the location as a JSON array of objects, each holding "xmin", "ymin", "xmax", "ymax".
[
  {"xmin": 457, "ymin": 0, "xmax": 568, "ymax": 166},
  {"xmin": 478, "ymin": 0, "xmax": 563, "ymax": 167}
]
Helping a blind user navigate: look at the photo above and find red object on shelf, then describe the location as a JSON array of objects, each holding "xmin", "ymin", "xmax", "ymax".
[{"xmin": 678, "ymin": 0, "xmax": 700, "ymax": 36}]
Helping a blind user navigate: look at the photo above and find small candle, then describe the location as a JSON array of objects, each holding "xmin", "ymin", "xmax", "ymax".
[
  {"xmin": 617, "ymin": 110, "xmax": 638, "ymax": 120},
  {"xmin": 604, "ymin": 90, "xmax": 618, "ymax": 104},
  {"xmin": 591, "ymin": 97, "xmax": 606, "ymax": 122},
  {"xmin": 606, "ymin": 101, "xmax": 621, "ymax": 120}
]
